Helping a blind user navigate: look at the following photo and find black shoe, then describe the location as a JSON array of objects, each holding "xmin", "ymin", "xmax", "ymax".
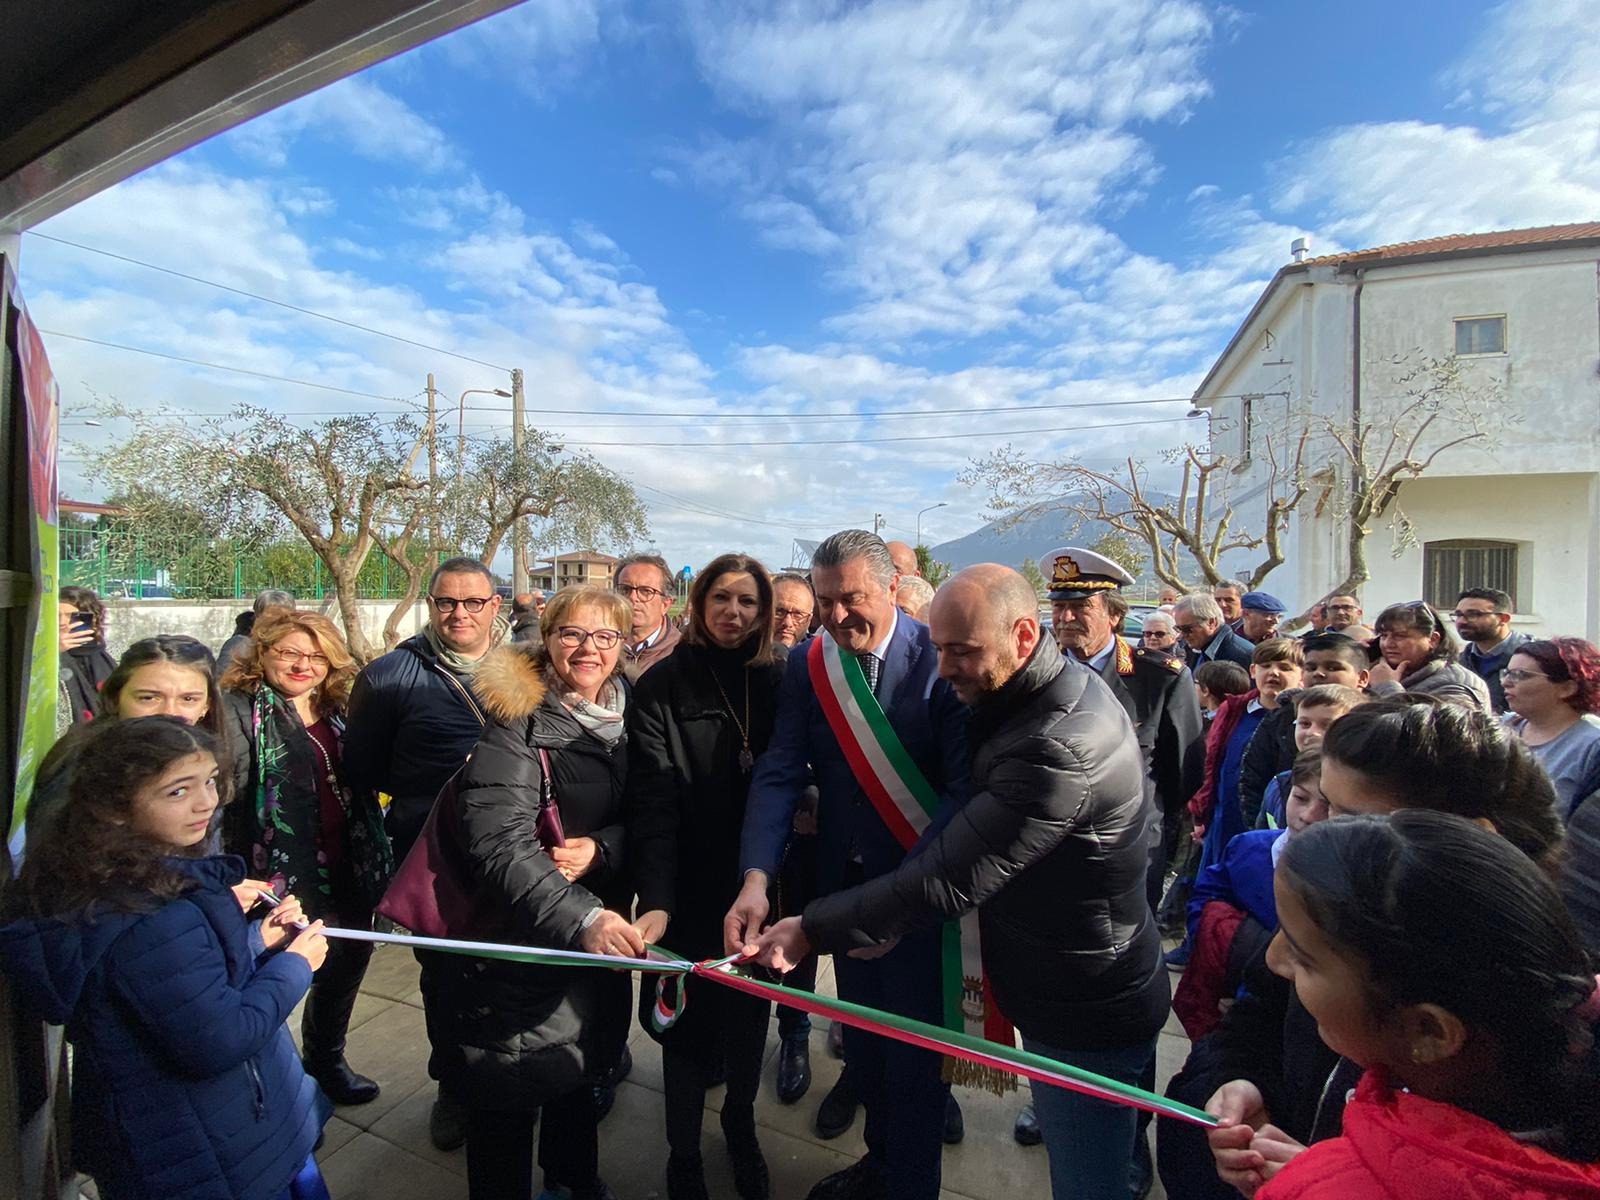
[
  {"xmin": 429, "ymin": 1088, "xmax": 468, "ymax": 1152},
  {"xmin": 666, "ymin": 1154, "xmax": 710, "ymax": 1200},
  {"xmin": 776, "ymin": 1035, "xmax": 812, "ymax": 1105},
  {"xmin": 1013, "ymin": 1102, "xmax": 1042, "ymax": 1147},
  {"xmin": 814, "ymin": 1068, "xmax": 860, "ymax": 1140},
  {"xmin": 593, "ymin": 1044, "xmax": 633, "ymax": 1121},
  {"xmin": 306, "ymin": 1057, "xmax": 380, "ymax": 1106},
  {"xmin": 942, "ymin": 1093, "xmax": 964, "ymax": 1145},
  {"xmin": 724, "ymin": 1125, "xmax": 770, "ymax": 1200},
  {"xmin": 804, "ymin": 1157, "xmax": 887, "ymax": 1200},
  {"xmin": 1129, "ymin": 1131, "xmax": 1154, "ymax": 1199}
]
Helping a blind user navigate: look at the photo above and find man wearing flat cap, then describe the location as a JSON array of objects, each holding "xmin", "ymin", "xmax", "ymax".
[{"xmin": 1238, "ymin": 590, "xmax": 1287, "ymax": 644}]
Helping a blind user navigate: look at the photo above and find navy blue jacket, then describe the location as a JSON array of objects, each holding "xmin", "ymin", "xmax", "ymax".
[
  {"xmin": 740, "ymin": 616, "xmax": 970, "ymax": 894},
  {"xmin": 343, "ymin": 633, "xmax": 489, "ymax": 856},
  {"xmin": 0, "ymin": 856, "xmax": 324, "ymax": 1200}
]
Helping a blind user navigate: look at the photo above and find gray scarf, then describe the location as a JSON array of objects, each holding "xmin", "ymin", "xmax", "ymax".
[
  {"xmin": 424, "ymin": 614, "xmax": 512, "ymax": 675},
  {"xmin": 547, "ymin": 667, "xmax": 627, "ymax": 747}
]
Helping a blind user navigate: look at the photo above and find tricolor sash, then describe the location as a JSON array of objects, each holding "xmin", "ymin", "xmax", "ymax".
[{"xmin": 807, "ymin": 633, "xmax": 1017, "ymax": 1092}]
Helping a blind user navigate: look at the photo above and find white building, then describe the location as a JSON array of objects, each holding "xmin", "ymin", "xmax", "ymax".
[{"xmin": 1193, "ymin": 222, "xmax": 1600, "ymax": 639}]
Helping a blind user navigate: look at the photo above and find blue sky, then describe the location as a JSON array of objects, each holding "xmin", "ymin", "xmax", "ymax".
[{"xmin": 24, "ymin": 0, "xmax": 1600, "ymax": 573}]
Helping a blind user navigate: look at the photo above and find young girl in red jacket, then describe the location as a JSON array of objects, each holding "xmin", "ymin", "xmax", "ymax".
[{"xmin": 1233, "ymin": 810, "xmax": 1600, "ymax": 1199}]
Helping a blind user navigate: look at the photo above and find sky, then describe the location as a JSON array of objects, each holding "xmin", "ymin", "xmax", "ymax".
[{"xmin": 22, "ymin": 0, "xmax": 1600, "ymax": 577}]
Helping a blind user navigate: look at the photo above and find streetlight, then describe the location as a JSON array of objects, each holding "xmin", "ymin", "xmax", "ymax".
[
  {"xmin": 458, "ymin": 386, "xmax": 513, "ymax": 461},
  {"xmin": 916, "ymin": 501, "xmax": 947, "ymax": 547}
]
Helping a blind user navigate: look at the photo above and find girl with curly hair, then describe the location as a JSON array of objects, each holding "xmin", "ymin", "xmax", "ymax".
[
  {"xmin": 0, "ymin": 717, "xmax": 331, "ymax": 1200},
  {"xmin": 220, "ymin": 608, "xmax": 392, "ymax": 1107}
]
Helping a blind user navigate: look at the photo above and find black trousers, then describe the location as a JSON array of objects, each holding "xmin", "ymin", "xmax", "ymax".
[
  {"xmin": 465, "ymin": 1085, "xmax": 600, "ymax": 1200},
  {"xmin": 660, "ymin": 981, "xmax": 770, "ymax": 1161},
  {"xmin": 300, "ymin": 907, "xmax": 375, "ymax": 1068}
]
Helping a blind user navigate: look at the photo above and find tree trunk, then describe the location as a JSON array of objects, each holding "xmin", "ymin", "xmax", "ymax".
[
  {"xmin": 328, "ymin": 561, "xmax": 376, "ymax": 663},
  {"xmin": 381, "ymin": 551, "xmax": 427, "ymax": 651}
]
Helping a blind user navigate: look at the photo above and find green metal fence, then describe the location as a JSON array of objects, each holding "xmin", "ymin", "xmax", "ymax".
[{"xmin": 59, "ymin": 527, "xmax": 426, "ymax": 601}]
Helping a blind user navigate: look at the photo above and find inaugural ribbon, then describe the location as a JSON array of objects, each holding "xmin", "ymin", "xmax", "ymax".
[{"xmin": 316, "ymin": 926, "xmax": 1216, "ymax": 1129}]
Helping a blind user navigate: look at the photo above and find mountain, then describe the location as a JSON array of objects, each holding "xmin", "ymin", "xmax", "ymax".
[{"xmin": 928, "ymin": 497, "xmax": 1172, "ymax": 574}]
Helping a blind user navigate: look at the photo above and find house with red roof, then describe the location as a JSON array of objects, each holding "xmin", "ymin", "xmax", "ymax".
[{"xmin": 1192, "ymin": 222, "xmax": 1600, "ymax": 638}]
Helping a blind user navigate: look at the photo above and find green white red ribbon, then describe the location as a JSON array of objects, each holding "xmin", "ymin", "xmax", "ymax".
[{"xmin": 321, "ymin": 926, "xmax": 1216, "ymax": 1128}]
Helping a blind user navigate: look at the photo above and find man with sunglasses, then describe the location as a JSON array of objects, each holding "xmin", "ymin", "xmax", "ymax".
[
  {"xmin": 615, "ymin": 552, "xmax": 682, "ymax": 683},
  {"xmin": 343, "ymin": 555, "xmax": 509, "ymax": 1152}
]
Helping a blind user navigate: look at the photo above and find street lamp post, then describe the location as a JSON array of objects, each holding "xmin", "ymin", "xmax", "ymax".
[
  {"xmin": 916, "ymin": 501, "xmax": 947, "ymax": 548},
  {"xmin": 457, "ymin": 386, "xmax": 513, "ymax": 463}
]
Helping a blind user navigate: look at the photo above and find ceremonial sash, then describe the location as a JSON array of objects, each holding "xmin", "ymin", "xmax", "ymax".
[{"xmin": 807, "ymin": 633, "xmax": 1017, "ymax": 1092}]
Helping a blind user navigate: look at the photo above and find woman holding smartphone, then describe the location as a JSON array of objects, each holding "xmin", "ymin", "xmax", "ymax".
[{"xmin": 57, "ymin": 586, "xmax": 117, "ymax": 726}]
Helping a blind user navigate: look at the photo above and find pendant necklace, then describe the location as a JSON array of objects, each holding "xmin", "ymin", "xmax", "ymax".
[{"xmin": 709, "ymin": 668, "xmax": 754, "ymax": 771}]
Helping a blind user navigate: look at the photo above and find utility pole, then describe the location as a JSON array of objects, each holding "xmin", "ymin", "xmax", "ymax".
[
  {"xmin": 873, "ymin": 512, "xmax": 885, "ymax": 536},
  {"xmin": 425, "ymin": 372, "xmax": 439, "ymax": 563},
  {"xmin": 511, "ymin": 367, "xmax": 527, "ymax": 595}
]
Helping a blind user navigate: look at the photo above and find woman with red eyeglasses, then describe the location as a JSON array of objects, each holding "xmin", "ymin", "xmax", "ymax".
[{"xmin": 220, "ymin": 608, "xmax": 394, "ymax": 1109}]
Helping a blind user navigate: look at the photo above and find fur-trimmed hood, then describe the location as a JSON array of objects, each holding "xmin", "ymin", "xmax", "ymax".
[{"xmin": 471, "ymin": 644, "xmax": 549, "ymax": 724}]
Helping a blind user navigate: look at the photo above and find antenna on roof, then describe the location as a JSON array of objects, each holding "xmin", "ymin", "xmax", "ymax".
[{"xmin": 1290, "ymin": 236, "xmax": 1312, "ymax": 264}]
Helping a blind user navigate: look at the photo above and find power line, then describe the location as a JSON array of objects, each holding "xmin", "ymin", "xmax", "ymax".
[
  {"xmin": 555, "ymin": 414, "xmax": 1190, "ymax": 449},
  {"xmin": 26, "ymin": 231, "xmax": 512, "ymax": 373},
  {"xmin": 37, "ymin": 329, "xmax": 422, "ymax": 404}
]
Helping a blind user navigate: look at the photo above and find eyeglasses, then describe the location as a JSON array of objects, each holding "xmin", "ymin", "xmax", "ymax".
[
  {"xmin": 774, "ymin": 607, "xmax": 812, "ymax": 622},
  {"xmin": 1448, "ymin": 608, "xmax": 1503, "ymax": 620},
  {"xmin": 431, "ymin": 595, "xmax": 494, "ymax": 614},
  {"xmin": 1500, "ymin": 668, "xmax": 1548, "ymax": 684},
  {"xmin": 555, "ymin": 626, "xmax": 623, "ymax": 650},
  {"xmin": 617, "ymin": 584, "xmax": 666, "ymax": 601},
  {"xmin": 268, "ymin": 646, "xmax": 329, "ymax": 667}
]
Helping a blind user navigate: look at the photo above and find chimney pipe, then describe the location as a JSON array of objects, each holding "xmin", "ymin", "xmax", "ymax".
[{"xmin": 1290, "ymin": 236, "xmax": 1311, "ymax": 264}]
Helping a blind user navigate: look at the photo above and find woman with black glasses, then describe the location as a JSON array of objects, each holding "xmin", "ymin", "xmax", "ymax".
[
  {"xmin": 431, "ymin": 583, "xmax": 643, "ymax": 1200},
  {"xmin": 1368, "ymin": 601, "xmax": 1490, "ymax": 711}
]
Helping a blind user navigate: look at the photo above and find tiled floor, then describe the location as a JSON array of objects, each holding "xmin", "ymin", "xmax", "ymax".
[{"xmin": 300, "ymin": 946, "xmax": 1186, "ymax": 1199}]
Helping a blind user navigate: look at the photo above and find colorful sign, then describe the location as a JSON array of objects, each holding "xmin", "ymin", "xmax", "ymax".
[{"xmin": 6, "ymin": 255, "xmax": 61, "ymax": 860}]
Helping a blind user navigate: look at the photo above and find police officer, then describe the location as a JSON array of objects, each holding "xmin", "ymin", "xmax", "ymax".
[{"xmin": 1043, "ymin": 548, "xmax": 1201, "ymax": 848}]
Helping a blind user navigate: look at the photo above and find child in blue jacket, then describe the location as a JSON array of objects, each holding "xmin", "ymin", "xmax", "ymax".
[{"xmin": 0, "ymin": 716, "xmax": 332, "ymax": 1200}]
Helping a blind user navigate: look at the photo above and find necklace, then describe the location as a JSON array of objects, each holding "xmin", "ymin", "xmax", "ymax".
[
  {"xmin": 305, "ymin": 719, "xmax": 337, "ymax": 785},
  {"xmin": 708, "ymin": 665, "xmax": 754, "ymax": 771}
]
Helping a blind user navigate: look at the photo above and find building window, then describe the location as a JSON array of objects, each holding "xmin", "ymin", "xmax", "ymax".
[
  {"xmin": 1454, "ymin": 315, "xmax": 1505, "ymax": 356},
  {"xmin": 1423, "ymin": 539, "xmax": 1518, "ymax": 610},
  {"xmin": 1238, "ymin": 394, "xmax": 1255, "ymax": 465}
]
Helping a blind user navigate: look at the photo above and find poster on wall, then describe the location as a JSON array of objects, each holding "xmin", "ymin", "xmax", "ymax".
[{"xmin": 6, "ymin": 255, "xmax": 60, "ymax": 861}]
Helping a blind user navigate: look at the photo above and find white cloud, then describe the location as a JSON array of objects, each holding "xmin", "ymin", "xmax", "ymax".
[
  {"xmin": 677, "ymin": 0, "xmax": 1219, "ymax": 341},
  {"xmin": 231, "ymin": 77, "xmax": 461, "ymax": 174},
  {"xmin": 1270, "ymin": 0, "xmax": 1600, "ymax": 249}
]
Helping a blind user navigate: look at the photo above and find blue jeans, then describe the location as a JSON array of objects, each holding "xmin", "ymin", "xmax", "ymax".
[{"xmin": 1023, "ymin": 1034, "xmax": 1159, "ymax": 1200}]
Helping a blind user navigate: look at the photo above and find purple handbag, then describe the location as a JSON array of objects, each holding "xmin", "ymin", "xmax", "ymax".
[{"xmin": 376, "ymin": 749, "xmax": 566, "ymax": 938}]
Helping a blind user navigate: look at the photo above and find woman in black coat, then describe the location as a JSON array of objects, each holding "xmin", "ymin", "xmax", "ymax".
[
  {"xmin": 57, "ymin": 585, "xmax": 117, "ymax": 724},
  {"xmin": 627, "ymin": 553, "xmax": 787, "ymax": 1200},
  {"xmin": 433, "ymin": 584, "xmax": 644, "ymax": 1200}
]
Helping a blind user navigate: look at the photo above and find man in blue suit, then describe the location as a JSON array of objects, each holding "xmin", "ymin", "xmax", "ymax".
[{"xmin": 726, "ymin": 529, "xmax": 969, "ymax": 1200}]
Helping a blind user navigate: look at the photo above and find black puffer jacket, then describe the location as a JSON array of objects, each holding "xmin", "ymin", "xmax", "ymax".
[
  {"xmin": 342, "ymin": 633, "xmax": 488, "ymax": 858},
  {"xmin": 426, "ymin": 643, "xmax": 631, "ymax": 1110},
  {"xmin": 803, "ymin": 636, "xmax": 1170, "ymax": 1050}
]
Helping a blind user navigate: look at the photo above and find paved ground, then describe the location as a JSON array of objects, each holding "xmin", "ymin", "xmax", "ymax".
[{"xmin": 298, "ymin": 945, "xmax": 1186, "ymax": 1200}]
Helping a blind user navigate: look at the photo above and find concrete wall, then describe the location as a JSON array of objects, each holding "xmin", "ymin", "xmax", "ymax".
[{"xmin": 102, "ymin": 598, "xmax": 429, "ymax": 661}]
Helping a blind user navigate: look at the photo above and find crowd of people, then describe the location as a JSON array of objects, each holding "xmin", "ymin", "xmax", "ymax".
[{"xmin": 4, "ymin": 540, "xmax": 1599, "ymax": 1200}]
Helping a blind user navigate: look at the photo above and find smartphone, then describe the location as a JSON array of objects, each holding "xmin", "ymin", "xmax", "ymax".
[{"xmin": 69, "ymin": 612, "xmax": 94, "ymax": 635}]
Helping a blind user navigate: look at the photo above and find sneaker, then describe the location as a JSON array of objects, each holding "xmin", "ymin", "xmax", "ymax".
[
  {"xmin": 1013, "ymin": 1102, "xmax": 1042, "ymax": 1147},
  {"xmin": 1163, "ymin": 942, "xmax": 1191, "ymax": 970}
]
